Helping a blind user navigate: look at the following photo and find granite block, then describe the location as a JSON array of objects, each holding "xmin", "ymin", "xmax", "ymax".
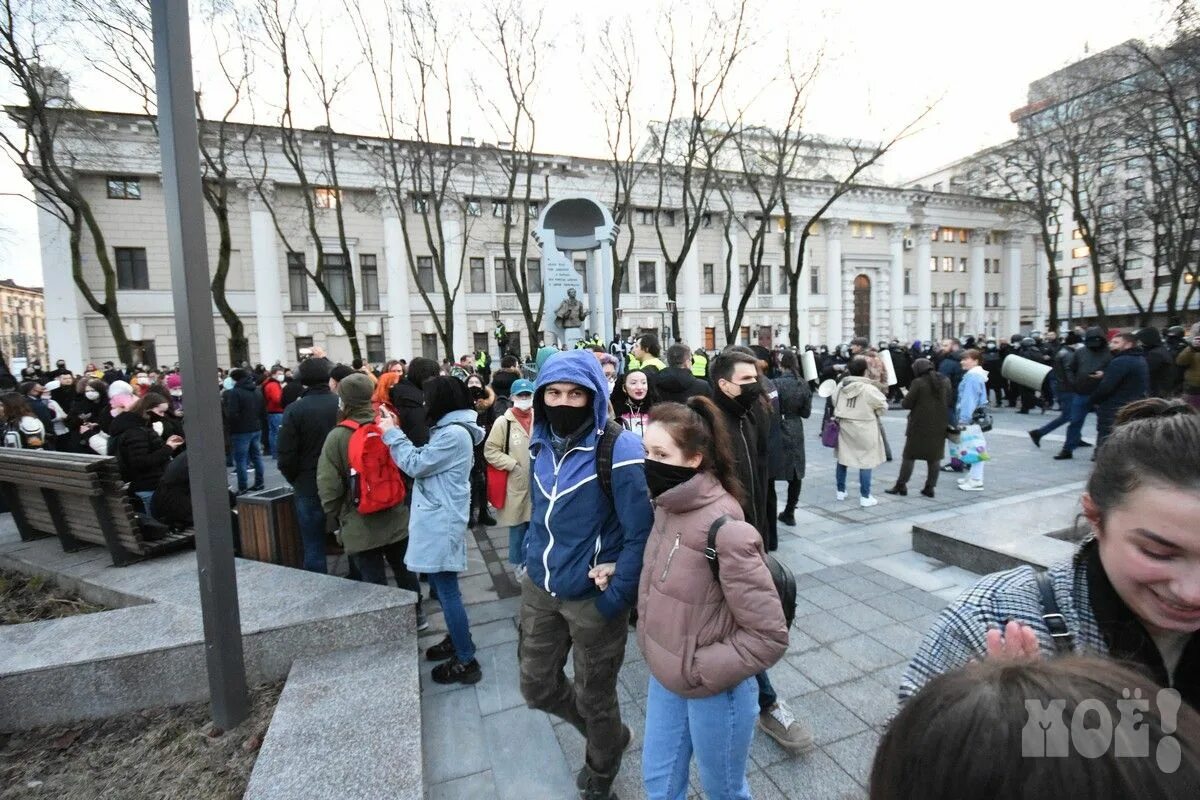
[
  {"xmin": 822, "ymin": 728, "xmax": 882, "ymax": 787},
  {"xmin": 828, "ymin": 634, "xmax": 905, "ymax": 673},
  {"xmin": 483, "ymin": 706, "xmax": 578, "ymax": 800},
  {"xmin": 827, "ymin": 675, "xmax": 899, "ymax": 728},
  {"xmin": 763, "ymin": 746, "xmax": 864, "ymax": 799},
  {"xmin": 787, "ymin": 648, "xmax": 863, "ymax": 689},
  {"xmin": 474, "ymin": 641, "xmax": 526, "ymax": 717},
  {"xmin": 421, "ymin": 687, "xmax": 489, "ymax": 785},
  {"xmin": 793, "ymin": 612, "xmax": 859, "ymax": 645},
  {"xmin": 428, "ymin": 771, "xmax": 498, "ymax": 800},
  {"xmin": 788, "ymin": 690, "xmax": 870, "ymax": 747},
  {"xmin": 828, "ymin": 602, "xmax": 892, "ymax": 633}
]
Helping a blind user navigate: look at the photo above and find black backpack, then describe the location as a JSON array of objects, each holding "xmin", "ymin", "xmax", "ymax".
[
  {"xmin": 595, "ymin": 420, "xmax": 624, "ymax": 500},
  {"xmin": 704, "ymin": 514, "xmax": 798, "ymax": 628}
]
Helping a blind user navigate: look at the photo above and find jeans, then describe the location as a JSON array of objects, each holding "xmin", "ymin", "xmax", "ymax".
[
  {"xmin": 231, "ymin": 431, "xmax": 265, "ymax": 492},
  {"xmin": 1096, "ymin": 404, "xmax": 1118, "ymax": 447},
  {"xmin": 642, "ymin": 674, "xmax": 757, "ymax": 800},
  {"xmin": 352, "ymin": 538, "xmax": 420, "ymax": 595},
  {"xmin": 267, "ymin": 412, "xmax": 283, "ymax": 457},
  {"xmin": 292, "ymin": 492, "xmax": 328, "ymax": 574},
  {"xmin": 835, "ymin": 463, "xmax": 872, "ymax": 497},
  {"xmin": 754, "ymin": 671, "xmax": 776, "ymax": 713},
  {"xmin": 1063, "ymin": 393, "xmax": 1092, "ymax": 453},
  {"xmin": 428, "ymin": 571, "xmax": 475, "ymax": 664},
  {"xmin": 519, "ymin": 577, "xmax": 630, "ymax": 779},
  {"xmin": 508, "ymin": 522, "xmax": 529, "ymax": 566},
  {"xmin": 134, "ymin": 490, "xmax": 155, "ymax": 517},
  {"xmin": 1034, "ymin": 391, "xmax": 1075, "ymax": 437}
]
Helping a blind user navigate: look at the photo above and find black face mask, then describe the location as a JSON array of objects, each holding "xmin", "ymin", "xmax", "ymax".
[
  {"xmin": 644, "ymin": 459, "xmax": 699, "ymax": 498},
  {"xmin": 733, "ymin": 381, "xmax": 762, "ymax": 411},
  {"xmin": 544, "ymin": 403, "xmax": 592, "ymax": 437},
  {"xmin": 469, "ymin": 386, "xmax": 486, "ymax": 400}
]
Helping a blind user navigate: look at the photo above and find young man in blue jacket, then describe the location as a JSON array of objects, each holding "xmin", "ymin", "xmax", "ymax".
[{"xmin": 519, "ymin": 350, "xmax": 653, "ymax": 800}]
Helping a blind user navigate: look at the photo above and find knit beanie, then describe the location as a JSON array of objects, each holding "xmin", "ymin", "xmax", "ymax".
[
  {"xmin": 298, "ymin": 358, "xmax": 332, "ymax": 386},
  {"xmin": 165, "ymin": 373, "xmax": 183, "ymax": 390},
  {"xmin": 337, "ymin": 373, "xmax": 374, "ymax": 408},
  {"xmin": 330, "ymin": 364, "xmax": 355, "ymax": 384}
]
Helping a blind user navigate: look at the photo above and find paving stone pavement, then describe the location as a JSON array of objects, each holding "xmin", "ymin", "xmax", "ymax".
[{"xmin": 272, "ymin": 401, "xmax": 1097, "ymax": 799}]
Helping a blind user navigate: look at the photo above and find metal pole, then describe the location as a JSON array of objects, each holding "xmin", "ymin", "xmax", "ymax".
[{"xmin": 150, "ymin": 0, "xmax": 248, "ymax": 729}]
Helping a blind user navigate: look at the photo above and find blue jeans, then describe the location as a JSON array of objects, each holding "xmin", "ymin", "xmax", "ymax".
[
  {"xmin": 643, "ymin": 674, "xmax": 757, "ymax": 800},
  {"xmin": 508, "ymin": 522, "xmax": 529, "ymax": 566},
  {"xmin": 1063, "ymin": 393, "xmax": 1092, "ymax": 453},
  {"xmin": 135, "ymin": 490, "xmax": 155, "ymax": 518},
  {"xmin": 836, "ymin": 463, "xmax": 872, "ymax": 497},
  {"xmin": 755, "ymin": 671, "xmax": 776, "ymax": 713},
  {"xmin": 231, "ymin": 431, "xmax": 265, "ymax": 492},
  {"xmin": 1034, "ymin": 391, "xmax": 1075, "ymax": 436},
  {"xmin": 292, "ymin": 492, "xmax": 328, "ymax": 573},
  {"xmin": 267, "ymin": 412, "xmax": 283, "ymax": 457},
  {"xmin": 427, "ymin": 571, "xmax": 475, "ymax": 664}
]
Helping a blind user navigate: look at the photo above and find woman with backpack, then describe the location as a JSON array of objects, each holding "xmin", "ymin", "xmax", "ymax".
[
  {"xmin": 0, "ymin": 393, "xmax": 48, "ymax": 449},
  {"xmin": 901, "ymin": 399, "xmax": 1200, "ymax": 714},
  {"xmin": 316, "ymin": 373, "xmax": 422, "ymax": 622},
  {"xmin": 378, "ymin": 376, "xmax": 485, "ymax": 685},
  {"xmin": 633, "ymin": 396, "xmax": 788, "ymax": 799}
]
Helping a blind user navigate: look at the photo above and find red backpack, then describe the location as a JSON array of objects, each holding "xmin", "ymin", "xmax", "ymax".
[{"xmin": 338, "ymin": 419, "xmax": 406, "ymax": 513}]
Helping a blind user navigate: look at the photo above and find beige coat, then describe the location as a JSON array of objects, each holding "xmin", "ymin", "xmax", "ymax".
[
  {"xmin": 833, "ymin": 376, "xmax": 888, "ymax": 469},
  {"xmin": 482, "ymin": 409, "xmax": 532, "ymax": 527}
]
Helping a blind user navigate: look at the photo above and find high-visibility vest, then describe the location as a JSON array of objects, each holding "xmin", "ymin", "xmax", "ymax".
[{"xmin": 691, "ymin": 352, "xmax": 708, "ymax": 377}]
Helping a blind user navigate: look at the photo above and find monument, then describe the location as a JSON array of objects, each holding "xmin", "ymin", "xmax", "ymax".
[{"xmin": 532, "ymin": 197, "xmax": 618, "ymax": 347}]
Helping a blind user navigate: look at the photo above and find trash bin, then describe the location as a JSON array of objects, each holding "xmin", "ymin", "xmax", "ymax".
[{"xmin": 235, "ymin": 486, "xmax": 303, "ymax": 568}]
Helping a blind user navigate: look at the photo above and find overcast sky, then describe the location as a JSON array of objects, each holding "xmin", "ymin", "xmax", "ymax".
[{"xmin": 0, "ymin": 0, "xmax": 1170, "ymax": 287}]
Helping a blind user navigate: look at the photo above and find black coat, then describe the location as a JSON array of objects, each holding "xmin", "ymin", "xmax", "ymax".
[
  {"xmin": 1091, "ymin": 349, "xmax": 1149, "ymax": 412},
  {"xmin": 1144, "ymin": 345, "xmax": 1174, "ymax": 398},
  {"xmin": 770, "ymin": 372, "xmax": 812, "ymax": 480},
  {"xmin": 276, "ymin": 385, "xmax": 340, "ymax": 497},
  {"xmin": 66, "ymin": 395, "xmax": 109, "ymax": 453},
  {"xmin": 712, "ymin": 389, "xmax": 770, "ymax": 547},
  {"xmin": 108, "ymin": 412, "xmax": 174, "ymax": 492},
  {"xmin": 222, "ymin": 377, "xmax": 264, "ymax": 434},
  {"xmin": 901, "ymin": 372, "xmax": 950, "ymax": 462},
  {"xmin": 654, "ymin": 367, "xmax": 712, "ymax": 404},
  {"xmin": 152, "ymin": 452, "xmax": 193, "ymax": 529}
]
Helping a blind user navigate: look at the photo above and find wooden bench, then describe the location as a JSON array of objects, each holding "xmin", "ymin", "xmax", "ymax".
[{"xmin": 0, "ymin": 449, "xmax": 194, "ymax": 567}]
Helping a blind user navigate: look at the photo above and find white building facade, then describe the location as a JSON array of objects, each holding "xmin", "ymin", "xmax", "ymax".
[{"xmin": 37, "ymin": 110, "xmax": 1042, "ymax": 367}]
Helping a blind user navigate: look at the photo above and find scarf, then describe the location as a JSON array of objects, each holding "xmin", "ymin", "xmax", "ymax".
[{"xmin": 510, "ymin": 405, "xmax": 533, "ymax": 435}]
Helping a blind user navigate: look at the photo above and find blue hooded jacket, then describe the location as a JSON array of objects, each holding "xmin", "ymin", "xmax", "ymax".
[{"xmin": 527, "ymin": 350, "xmax": 653, "ymax": 619}]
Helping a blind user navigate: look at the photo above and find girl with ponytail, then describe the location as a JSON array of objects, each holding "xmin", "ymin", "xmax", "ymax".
[{"xmin": 633, "ymin": 396, "xmax": 788, "ymax": 799}]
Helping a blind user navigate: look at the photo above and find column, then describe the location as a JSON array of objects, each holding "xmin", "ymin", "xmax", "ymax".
[
  {"xmin": 796, "ymin": 253, "xmax": 810, "ymax": 347},
  {"xmin": 37, "ymin": 202, "xmax": 88, "ymax": 366},
  {"xmin": 888, "ymin": 224, "xmax": 906, "ymax": 341},
  {"xmin": 442, "ymin": 216, "xmax": 469, "ymax": 357},
  {"xmin": 244, "ymin": 182, "xmax": 287, "ymax": 365},
  {"xmin": 724, "ymin": 222, "xmax": 740, "ymax": 341},
  {"xmin": 378, "ymin": 190, "xmax": 413, "ymax": 360},
  {"xmin": 1034, "ymin": 244, "xmax": 1049, "ymax": 331},
  {"xmin": 824, "ymin": 218, "xmax": 846, "ymax": 346},
  {"xmin": 915, "ymin": 224, "xmax": 934, "ymax": 345},
  {"xmin": 680, "ymin": 247, "xmax": 702, "ymax": 346},
  {"xmin": 590, "ymin": 247, "xmax": 611, "ymax": 344},
  {"xmin": 1003, "ymin": 231, "xmax": 1023, "ymax": 335},
  {"xmin": 968, "ymin": 228, "xmax": 987, "ymax": 336}
]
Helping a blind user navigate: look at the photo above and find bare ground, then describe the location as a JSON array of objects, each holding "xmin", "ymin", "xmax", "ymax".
[
  {"xmin": 0, "ymin": 683, "xmax": 282, "ymax": 800},
  {"xmin": 0, "ymin": 569, "xmax": 106, "ymax": 625}
]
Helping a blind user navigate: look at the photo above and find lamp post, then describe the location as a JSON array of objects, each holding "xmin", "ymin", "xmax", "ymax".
[{"xmin": 662, "ymin": 299, "xmax": 677, "ymax": 343}]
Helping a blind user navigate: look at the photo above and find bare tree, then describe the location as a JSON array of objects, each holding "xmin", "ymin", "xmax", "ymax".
[{"xmin": 0, "ymin": 0, "xmax": 132, "ymax": 362}]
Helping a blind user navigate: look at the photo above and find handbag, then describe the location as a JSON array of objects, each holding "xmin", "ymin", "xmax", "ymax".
[
  {"xmin": 819, "ymin": 389, "xmax": 839, "ymax": 448},
  {"xmin": 485, "ymin": 419, "xmax": 511, "ymax": 509},
  {"xmin": 88, "ymin": 431, "xmax": 110, "ymax": 455},
  {"xmin": 951, "ymin": 424, "xmax": 991, "ymax": 464},
  {"xmin": 971, "ymin": 406, "xmax": 994, "ymax": 433}
]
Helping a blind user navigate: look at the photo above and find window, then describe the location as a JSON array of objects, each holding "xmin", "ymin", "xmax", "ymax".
[
  {"xmin": 701, "ymin": 212, "xmax": 713, "ymax": 228},
  {"xmin": 931, "ymin": 227, "xmax": 939, "ymax": 241},
  {"xmin": 366, "ymin": 335, "xmax": 385, "ymax": 363},
  {"xmin": 494, "ymin": 258, "xmax": 513, "ymax": 292},
  {"xmin": 1155, "ymin": 274, "xmax": 1174, "ymax": 287},
  {"xmin": 1072, "ymin": 228, "xmax": 1083, "ymax": 240},
  {"xmin": 1125, "ymin": 278, "xmax": 1143, "ymax": 290},
  {"xmin": 639, "ymin": 260, "xmax": 657, "ymax": 294},
  {"xmin": 1072, "ymin": 283, "xmax": 1088, "ymax": 296},
  {"xmin": 1071, "ymin": 246, "xmax": 1090, "ymax": 259},
  {"xmin": 360, "ymin": 254, "xmax": 380, "ymax": 310},
  {"xmin": 465, "ymin": 198, "xmax": 482, "ymax": 216},
  {"xmin": 778, "ymin": 265, "xmax": 788, "ymax": 295},
  {"xmin": 1100, "ymin": 281, "xmax": 1116, "ymax": 294},
  {"xmin": 993, "ymin": 291, "xmax": 1000, "ymax": 306},
  {"xmin": 958, "ymin": 229, "xmax": 969, "ymax": 243},
  {"xmin": 702, "ymin": 263, "xmax": 715, "ymax": 294},
  {"xmin": 993, "ymin": 259, "xmax": 1001, "ymax": 275},
  {"xmin": 574, "ymin": 259, "xmax": 589, "ymax": 292},
  {"xmin": 114, "ymin": 247, "xmax": 149, "ymax": 290},
  {"xmin": 619, "ymin": 264, "xmax": 631, "ymax": 293},
  {"xmin": 421, "ymin": 334, "xmax": 439, "ymax": 360},
  {"xmin": 526, "ymin": 258, "xmax": 542, "ymax": 293},
  {"xmin": 931, "ymin": 292, "xmax": 938, "ymax": 308},
  {"xmin": 811, "ymin": 271, "xmax": 819, "ymax": 294},
  {"xmin": 412, "ymin": 195, "xmax": 429, "ymax": 214},
  {"xmin": 942, "ymin": 228, "xmax": 954, "ymax": 242},
  {"xmin": 469, "ymin": 257, "xmax": 487, "ymax": 293},
  {"xmin": 942, "ymin": 256, "xmax": 953, "ymax": 272},
  {"xmin": 740, "ymin": 264, "xmax": 751, "ymax": 292},
  {"xmin": 636, "ymin": 208, "xmax": 654, "ymax": 226},
  {"xmin": 1099, "ymin": 203, "xmax": 1116, "ymax": 217},
  {"xmin": 106, "ymin": 176, "xmax": 141, "ymax": 200},
  {"xmin": 958, "ymin": 294, "xmax": 966, "ymax": 307},
  {"xmin": 527, "ymin": 201, "xmax": 539, "ymax": 217},
  {"xmin": 1124, "ymin": 258, "xmax": 1142, "ymax": 272},
  {"xmin": 323, "ymin": 253, "xmax": 352, "ymax": 309},
  {"xmin": 904, "ymin": 269, "xmax": 911, "ymax": 294},
  {"xmin": 850, "ymin": 221, "xmax": 874, "ymax": 239},
  {"xmin": 492, "ymin": 199, "xmax": 509, "ymax": 219},
  {"xmin": 288, "ymin": 252, "xmax": 308, "ymax": 310},
  {"xmin": 660, "ymin": 210, "xmax": 676, "ymax": 227},
  {"xmin": 759, "ymin": 265, "xmax": 772, "ymax": 295},
  {"xmin": 929, "ymin": 256, "xmax": 937, "ymax": 272},
  {"xmin": 294, "ymin": 336, "xmax": 313, "ymax": 361},
  {"xmin": 958, "ymin": 257, "xmax": 967, "ymax": 273},
  {"xmin": 314, "ymin": 187, "xmax": 340, "ymax": 209},
  {"xmin": 416, "ymin": 256, "xmax": 435, "ymax": 293}
]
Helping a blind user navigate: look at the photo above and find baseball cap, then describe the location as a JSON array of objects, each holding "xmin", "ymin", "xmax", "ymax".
[{"xmin": 511, "ymin": 379, "xmax": 535, "ymax": 396}]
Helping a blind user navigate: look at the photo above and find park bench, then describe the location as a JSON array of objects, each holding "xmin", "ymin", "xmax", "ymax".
[{"xmin": 0, "ymin": 449, "xmax": 194, "ymax": 567}]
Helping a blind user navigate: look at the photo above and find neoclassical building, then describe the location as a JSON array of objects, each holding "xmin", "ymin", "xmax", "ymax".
[
  {"xmin": 0, "ymin": 278, "xmax": 48, "ymax": 367},
  {"xmin": 34, "ymin": 110, "xmax": 1048, "ymax": 367}
]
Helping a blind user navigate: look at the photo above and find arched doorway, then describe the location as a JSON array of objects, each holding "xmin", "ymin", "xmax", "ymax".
[{"xmin": 853, "ymin": 274, "xmax": 871, "ymax": 338}]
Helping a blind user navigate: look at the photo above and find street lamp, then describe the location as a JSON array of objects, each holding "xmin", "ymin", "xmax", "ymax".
[{"xmin": 662, "ymin": 299, "xmax": 677, "ymax": 343}]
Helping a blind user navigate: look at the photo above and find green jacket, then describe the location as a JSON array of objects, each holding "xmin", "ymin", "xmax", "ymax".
[{"xmin": 316, "ymin": 406, "xmax": 408, "ymax": 555}]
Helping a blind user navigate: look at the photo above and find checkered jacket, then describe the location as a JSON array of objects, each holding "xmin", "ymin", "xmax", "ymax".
[{"xmin": 899, "ymin": 542, "xmax": 1107, "ymax": 703}]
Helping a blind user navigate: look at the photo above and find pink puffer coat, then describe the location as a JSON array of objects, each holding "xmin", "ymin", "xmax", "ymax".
[{"xmin": 636, "ymin": 471, "xmax": 788, "ymax": 698}]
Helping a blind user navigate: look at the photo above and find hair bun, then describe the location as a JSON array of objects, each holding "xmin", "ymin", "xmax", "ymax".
[{"xmin": 1114, "ymin": 397, "xmax": 1197, "ymax": 426}]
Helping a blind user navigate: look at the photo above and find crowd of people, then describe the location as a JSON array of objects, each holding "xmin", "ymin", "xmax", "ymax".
[{"xmin": 1, "ymin": 318, "xmax": 1198, "ymax": 799}]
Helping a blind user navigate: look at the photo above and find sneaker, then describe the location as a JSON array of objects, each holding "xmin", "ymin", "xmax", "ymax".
[
  {"xmin": 425, "ymin": 634, "xmax": 456, "ymax": 662},
  {"xmin": 1028, "ymin": 430, "xmax": 1042, "ymax": 448},
  {"xmin": 431, "ymin": 658, "xmax": 482, "ymax": 685},
  {"xmin": 835, "ymin": 491, "xmax": 847, "ymax": 501},
  {"xmin": 958, "ymin": 479, "xmax": 985, "ymax": 492},
  {"xmin": 415, "ymin": 608, "xmax": 430, "ymax": 633},
  {"xmin": 859, "ymin": 496, "xmax": 878, "ymax": 508},
  {"xmin": 758, "ymin": 701, "xmax": 815, "ymax": 753},
  {"xmin": 1053, "ymin": 451, "xmax": 1073, "ymax": 460},
  {"xmin": 777, "ymin": 511, "xmax": 796, "ymax": 526}
]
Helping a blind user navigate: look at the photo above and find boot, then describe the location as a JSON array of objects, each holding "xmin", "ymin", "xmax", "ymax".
[
  {"xmin": 777, "ymin": 509, "xmax": 796, "ymax": 526},
  {"xmin": 921, "ymin": 486, "xmax": 935, "ymax": 498},
  {"xmin": 884, "ymin": 483, "xmax": 907, "ymax": 496},
  {"xmin": 478, "ymin": 509, "xmax": 497, "ymax": 526}
]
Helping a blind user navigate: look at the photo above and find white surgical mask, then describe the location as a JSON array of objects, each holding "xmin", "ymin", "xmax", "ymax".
[
  {"xmin": 273, "ymin": 374, "xmax": 285, "ymax": 382},
  {"xmin": 170, "ymin": 389, "xmax": 183, "ymax": 397},
  {"xmin": 606, "ymin": 377, "xmax": 617, "ymax": 393},
  {"xmin": 514, "ymin": 397, "xmax": 533, "ymax": 411},
  {"xmin": 137, "ymin": 377, "xmax": 150, "ymax": 385},
  {"xmin": 85, "ymin": 390, "xmax": 101, "ymax": 401}
]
